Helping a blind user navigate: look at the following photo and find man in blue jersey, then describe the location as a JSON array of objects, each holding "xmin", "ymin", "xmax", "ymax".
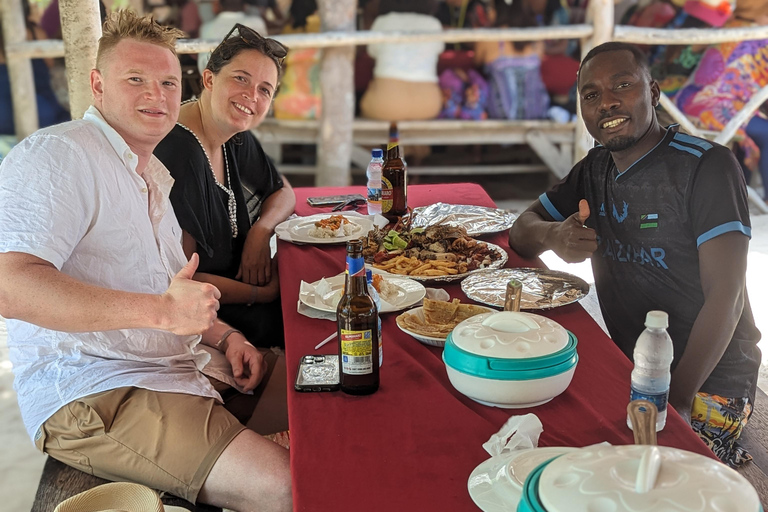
[{"xmin": 509, "ymin": 41, "xmax": 761, "ymax": 467}]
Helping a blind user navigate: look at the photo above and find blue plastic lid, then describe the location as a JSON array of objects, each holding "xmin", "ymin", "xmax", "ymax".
[
  {"xmin": 443, "ymin": 331, "xmax": 578, "ymax": 381},
  {"xmin": 371, "ymin": 148, "xmax": 383, "ymax": 158}
]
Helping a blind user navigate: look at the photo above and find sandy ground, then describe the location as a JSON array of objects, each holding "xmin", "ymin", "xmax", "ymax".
[{"xmin": 1, "ymin": 198, "xmax": 767, "ymax": 512}]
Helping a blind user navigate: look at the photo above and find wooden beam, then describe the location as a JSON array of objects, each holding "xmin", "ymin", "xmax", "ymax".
[
  {"xmin": 615, "ymin": 24, "xmax": 768, "ymax": 45},
  {"xmin": 316, "ymin": 0, "xmax": 356, "ymax": 186},
  {"xmin": 59, "ymin": 0, "xmax": 101, "ymax": 119},
  {"xmin": 2, "ymin": 0, "xmax": 39, "ymax": 139},
  {"xmin": 525, "ymin": 130, "xmax": 572, "ymax": 179},
  {"xmin": 277, "ymin": 163, "xmax": 550, "ymax": 176},
  {"xmin": 11, "ymin": 24, "xmax": 768, "ymax": 59}
]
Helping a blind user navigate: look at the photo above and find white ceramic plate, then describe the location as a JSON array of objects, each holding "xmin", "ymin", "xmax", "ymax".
[
  {"xmin": 467, "ymin": 447, "xmax": 578, "ymax": 512},
  {"xmin": 368, "ymin": 241, "xmax": 509, "ymax": 283},
  {"xmin": 299, "ymin": 274, "xmax": 426, "ymax": 314},
  {"xmin": 275, "ymin": 214, "xmax": 374, "ymax": 245},
  {"xmin": 395, "ymin": 305, "xmax": 495, "ymax": 347}
]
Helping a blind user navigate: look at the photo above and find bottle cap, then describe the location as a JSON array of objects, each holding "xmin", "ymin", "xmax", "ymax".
[
  {"xmin": 366, "ymin": 268, "xmax": 372, "ymax": 283},
  {"xmin": 644, "ymin": 310, "xmax": 668, "ymax": 329},
  {"xmin": 371, "ymin": 148, "xmax": 383, "ymax": 158}
]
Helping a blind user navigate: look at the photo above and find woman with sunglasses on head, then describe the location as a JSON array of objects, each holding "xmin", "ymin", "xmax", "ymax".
[{"xmin": 155, "ymin": 24, "xmax": 295, "ymax": 347}]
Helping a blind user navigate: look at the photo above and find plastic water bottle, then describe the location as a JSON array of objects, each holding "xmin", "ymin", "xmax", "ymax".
[
  {"xmin": 366, "ymin": 269, "xmax": 383, "ymax": 367},
  {"xmin": 366, "ymin": 148, "xmax": 384, "ymax": 215},
  {"xmin": 627, "ymin": 311, "xmax": 674, "ymax": 432}
]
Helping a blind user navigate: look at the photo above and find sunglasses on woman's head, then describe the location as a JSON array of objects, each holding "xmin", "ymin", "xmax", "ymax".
[{"xmin": 217, "ymin": 23, "xmax": 288, "ymax": 66}]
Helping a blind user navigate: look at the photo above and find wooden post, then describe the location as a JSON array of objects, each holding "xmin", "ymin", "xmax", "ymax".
[
  {"xmin": 316, "ymin": 0, "xmax": 356, "ymax": 186},
  {"xmin": 2, "ymin": 0, "xmax": 39, "ymax": 139},
  {"xmin": 59, "ymin": 0, "xmax": 101, "ymax": 119},
  {"xmin": 574, "ymin": 0, "xmax": 614, "ymax": 164}
]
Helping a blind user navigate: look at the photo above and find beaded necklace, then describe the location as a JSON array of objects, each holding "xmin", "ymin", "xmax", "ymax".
[{"xmin": 176, "ymin": 100, "xmax": 238, "ymax": 238}]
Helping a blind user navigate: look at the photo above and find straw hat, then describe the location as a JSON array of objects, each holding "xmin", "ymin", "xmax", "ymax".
[{"xmin": 54, "ymin": 482, "xmax": 165, "ymax": 512}]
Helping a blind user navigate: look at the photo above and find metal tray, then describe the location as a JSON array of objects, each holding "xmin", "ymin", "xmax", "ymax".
[
  {"xmin": 461, "ymin": 268, "xmax": 590, "ymax": 310},
  {"xmin": 409, "ymin": 203, "xmax": 517, "ymax": 236}
]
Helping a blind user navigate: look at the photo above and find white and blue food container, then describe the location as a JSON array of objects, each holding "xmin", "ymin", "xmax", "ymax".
[
  {"xmin": 443, "ymin": 311, "xmax": 577, "ymax": 408},
  {"xmin": 517, "ymin": 445, "xmax": 762, "ymax": 512}
]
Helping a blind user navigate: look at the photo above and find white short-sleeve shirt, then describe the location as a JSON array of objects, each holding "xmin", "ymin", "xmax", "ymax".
[
  {"xmin": 367, "ymin": 13, "xmax": 445, "ymax": 83},
  {"xmin": 0, "ymin": 106, "xmax": 222, "ymax": 442}
]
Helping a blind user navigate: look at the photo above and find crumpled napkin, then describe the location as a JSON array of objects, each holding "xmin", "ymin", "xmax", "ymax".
[
  {"xmin": 298, "ymin": 278, "xmax": 338, "ymax": 321},
  {"xmin": 423, "ymin": 287, "xmax": 450, "ymax": 302},
  {"xmin": 297, "ymin": 277, "xmax": 452, "ymax": 321},
  {"xmin": 482, "ymin": 413, "xmax": 543, "ymax": 457}
]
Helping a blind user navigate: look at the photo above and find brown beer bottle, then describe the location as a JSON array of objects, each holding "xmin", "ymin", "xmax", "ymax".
[
  {"xmin": 381, "ymin": 122, "xmax": 407, "ymax": 222},
  {"xmin": 337, "ymin": 239, "xmax": 380, "ymax": 395}
]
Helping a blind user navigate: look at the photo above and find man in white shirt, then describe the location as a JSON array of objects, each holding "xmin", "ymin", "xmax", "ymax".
[
  {"xmin": 0, "ymin": 11, "xmax": 290, "ymax": 512},
  {"xmin": 198, "ymin": 0, "xmax": 268, "ymax": 74}
]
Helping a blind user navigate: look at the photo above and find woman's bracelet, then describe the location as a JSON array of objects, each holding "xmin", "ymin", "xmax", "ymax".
[
  {"xmin": 247, "ymin": 285, "xmax": 259, "ymax": 306},
  {"xmin": 215, "ymin": 328, "xmax": 242, "ymax": 353}
]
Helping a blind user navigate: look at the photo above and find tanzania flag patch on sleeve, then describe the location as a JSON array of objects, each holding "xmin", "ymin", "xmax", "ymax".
[{"xmin": 640, "ymin": 213, "xmax": 658, "ymax": 229}]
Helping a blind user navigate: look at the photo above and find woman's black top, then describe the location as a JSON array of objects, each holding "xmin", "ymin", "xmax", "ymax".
[{"xmin": 155, "ymin": 125, "xmax": 283, "ymax": 279}]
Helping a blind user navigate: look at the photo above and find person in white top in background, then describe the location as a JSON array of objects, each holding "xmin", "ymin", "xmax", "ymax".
[
  {"xmin": 0, "ymin": 10, "xmax": 290, "ymax": 512},
  {"xmin": 360, "ymin": 0, "xmax": 445, "ymax": 121},
  {"xmin": 198, "ymin": 0, "xmax": 268, "ymax": 74}
]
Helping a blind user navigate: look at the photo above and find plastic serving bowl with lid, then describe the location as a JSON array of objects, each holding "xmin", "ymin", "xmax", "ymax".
[
  {"xmin": 518, "ymin": 444, "xmax": 762, "ymax": 512},
  {"xmin": 442, "ymin": 311, "xmax": 577, "ymax": 408}
]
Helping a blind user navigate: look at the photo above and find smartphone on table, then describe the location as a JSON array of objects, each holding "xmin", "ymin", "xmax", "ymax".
[
  {"xmin": 306, "ymin": 194, "xmax": 366, "ymax": 208},
  {"xmin": 294, "ymin": 355, "xmax": 340, "ymax": 392}
]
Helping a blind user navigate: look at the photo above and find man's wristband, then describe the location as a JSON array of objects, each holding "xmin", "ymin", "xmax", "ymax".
[{"xmin": 215, "ymin": 328, "xmax": 242, "ymax": 352}]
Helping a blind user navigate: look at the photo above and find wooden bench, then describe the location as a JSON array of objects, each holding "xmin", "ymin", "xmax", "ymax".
[
  {"xmin": 31, "ymin": 457, "xmax": 221, "ymax": 512},
  {"xmin": 254, "ymin": 118, "xmax": 577, "ymax": 179}
]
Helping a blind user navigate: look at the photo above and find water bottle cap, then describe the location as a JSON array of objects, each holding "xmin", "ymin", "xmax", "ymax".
[
  {"xmin": 645, "ymin": 310, "xmax": 668, "ymax": 329},
  {"xmin": 365, "ymin": 268, "xmax": 372, "ymax": 283},
  {"xmin": 371, "ymin": 148, "xmax": 383, "ymax": 158}
]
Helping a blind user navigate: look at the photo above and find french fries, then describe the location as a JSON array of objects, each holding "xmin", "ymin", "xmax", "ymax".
[{"xmin": 372, "ymin": 255, "xmax": 460, "ymax": 276}]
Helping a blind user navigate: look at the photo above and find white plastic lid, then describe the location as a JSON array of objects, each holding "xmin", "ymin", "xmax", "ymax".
[
  {"xmin": 538, "ymin": 445, "xmax": 760, "ymax": 512},
  {"xmin": 450, "ymin": 311, "xmax": 569, "ymax": 359},
  {"xmin": 644, "ymin": 310, "xmax": 668, "ymax": 329}
]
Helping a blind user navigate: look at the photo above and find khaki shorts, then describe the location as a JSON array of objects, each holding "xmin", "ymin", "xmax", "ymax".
[{"xmin": 34, "ymin": 351, "xmax": 286, "ymax": 503}]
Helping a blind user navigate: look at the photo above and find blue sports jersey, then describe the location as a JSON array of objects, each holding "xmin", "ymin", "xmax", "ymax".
[{"xmin": 542, "ymin": 126, "xmax": 761, "ymax": 400}]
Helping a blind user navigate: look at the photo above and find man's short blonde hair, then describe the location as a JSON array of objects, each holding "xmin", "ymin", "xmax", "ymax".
[{"xmin": 96, "ymin": 10, "xmax": 185, "ymax": 70}]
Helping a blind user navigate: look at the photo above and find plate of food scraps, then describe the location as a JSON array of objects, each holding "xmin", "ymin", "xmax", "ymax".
[
  {"xmin": 300, "ymin": 273, "xmax": 426, "ymax": 314},
  {"xmin": 275, "ymin": 213, "xmax": 374, "ymax": 245}
]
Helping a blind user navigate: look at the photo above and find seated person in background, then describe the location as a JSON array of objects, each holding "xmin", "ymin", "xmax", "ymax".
[
  {"xmin": 0, "ymin": 0, "xmax": 69, "ymax": 135},
  {"xmin": 436, "ymin": 0, "xmax": 492, "ymax": 38},
  {"xmin": 474, "ymin": 0, "xmax": 550, "ymax": 120},
  {"xmin": 169, "ymin": 0, "xmax": 203, "ymax": 38},
  {"xmin": 0, "ymin": 11, "xmax": 290, "ymax": 511},
  {"xmin": 526, "ymin": 0, "xmax": 581, "ymax": 104},
  {"xmin": 244, "ymin": 0, "xmax": 288, "ymax": 33},
  {"xmin": 198, "ymin": 0, "xmax": 268, "ymax": 74},
  {"xmin": 674, "ymin": 0, "xmax": 768, "ymax": 199},
  {"xmin": 155, "ymin": 23, "xmax": 295, "ymax": 348},
  {"xmin": 272, "ymin": 0, "xmax": 322, "ymax": 120},
  {"xmin": 509, "ymin": 42, "xmax": 761, "ymax": 467},
  {"xmin": 360, "ymin": 0, "xmax": 444, "ymax": 121}
]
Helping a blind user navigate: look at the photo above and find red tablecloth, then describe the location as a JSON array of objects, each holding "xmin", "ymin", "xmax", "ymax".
[{"xmin": 277, "ymin": 183, "xmax": 713, "ymax": 512}]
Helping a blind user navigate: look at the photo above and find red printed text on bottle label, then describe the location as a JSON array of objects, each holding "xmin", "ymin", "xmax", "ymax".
[{"xmin": 340, "ymin": 329, "xmax": 373, "ymax": 375}]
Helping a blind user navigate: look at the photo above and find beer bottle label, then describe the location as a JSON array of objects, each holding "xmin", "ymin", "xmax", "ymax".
[
  {"xmin": 387, "ymin": 141, "xmax": 399, "ymax": 151},
  {"xmin": 346, "ymin": 255, "xmax": 365, "ymax": 277},
  {"xmin": 340, "ymin": 329, "xmax": 373, "ymax": 375},
  {"xmin": 381, "ymin": 176, "xmax": 393, "ymax": 213}
]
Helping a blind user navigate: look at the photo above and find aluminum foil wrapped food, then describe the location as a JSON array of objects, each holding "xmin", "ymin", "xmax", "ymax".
[
  {"xmin": 408, "ymin": 203, "xmax": 517, "ymax": 236},
  {"xmin": 461, "ymin": 268, "xmax": 590, "ymax": 310}
]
